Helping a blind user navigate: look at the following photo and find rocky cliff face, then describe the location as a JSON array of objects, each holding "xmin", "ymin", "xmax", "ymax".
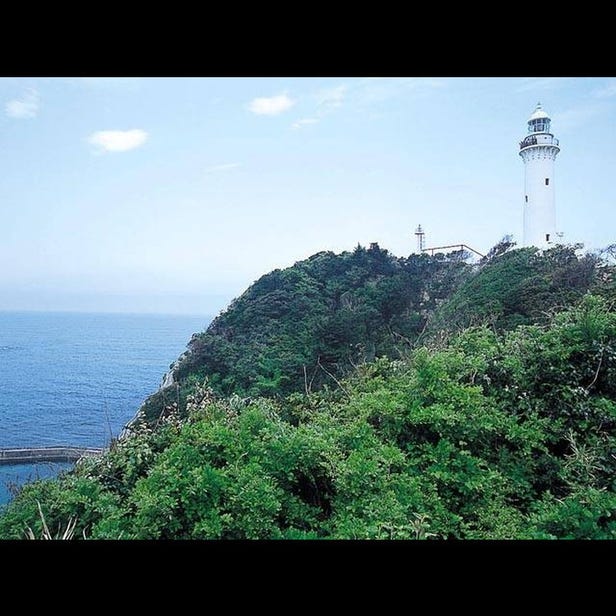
[{"xmin": 160, "ymin": 366, "xmax": 176, "ymax": 389}]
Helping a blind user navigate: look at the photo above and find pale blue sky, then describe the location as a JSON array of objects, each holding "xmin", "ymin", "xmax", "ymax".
[{"xmin": 0, "ymin": 77, "xmax": 614, "ymax": 314}]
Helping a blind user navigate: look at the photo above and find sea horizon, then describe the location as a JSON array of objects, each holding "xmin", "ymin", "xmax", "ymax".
[{"xmin": 0, "ymin": 308, "xmax": 214, "ymax": 318}]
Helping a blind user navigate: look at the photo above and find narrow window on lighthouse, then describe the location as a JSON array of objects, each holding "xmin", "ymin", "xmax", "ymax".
[
  {"xmin": 525, "ymin": 195, "xmax": 528, "ymax": 202},
  {"xmin": 546, "ymin": 233, "xmax": 550, "ymax": 242},
  {"xmin": 545, "ymin": 178, "xmax": 550, "ymax": 185}
]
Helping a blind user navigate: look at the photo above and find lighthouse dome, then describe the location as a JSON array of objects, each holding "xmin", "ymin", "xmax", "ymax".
[{"xmin": 529, "ymin": 103, "xmax": 550, "ymax": 122}]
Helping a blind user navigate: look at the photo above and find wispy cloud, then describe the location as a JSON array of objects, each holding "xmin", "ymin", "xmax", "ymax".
[
  {"xmin": 78, "ymin": 77, "xmax": 141, "ymax": 88},
  {"xmin": 5, "ymin": 88, "xmax": 39, "ymax": 119},
  {"xmin": 592, "ymin": 80, "xmax": 616, "ymax": 99},
  {"xmin": 291, "ymin": 118, "xmax": 319, "ymax": 130},
  {"xmin": 291, "ymin": 78, "xmax": 445, "ymax": 130},
  {"xmin": 88, "ymin": 129, "xmax": 149, "ymax": 152},
  {"xmin": 204, "ymin": 162, "xmax": 241, "ymax": 174},
  {"xmin": 317, "ymin": 84, "xmax": 347, "ymax": 110},
  {"xmin": 248, "ymin": 93, "xmax": 295, "ymax": 116},
  {"xmin": 514, "ymin": 77, "xmax": 571, "ymax": 93},
  {"xmin": 552, "ymin": 102, "xmax": 607, "ymax": 133},
  {"xmin": 291, "ymin": 84, "xmax": 348, "ymax": 129},
  {"xmin": 353, "ymin": 77, "xmax": 445, "ymax": 104}
]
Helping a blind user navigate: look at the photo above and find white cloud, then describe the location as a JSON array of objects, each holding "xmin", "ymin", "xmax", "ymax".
[
  {"xmin": 204, "ymin": 162, "xmax": 241, "ymax": 173},
  {"xmin": 248, "ymin": 93, "xmax": 295, "ymax": 116},
  {"xmin": 292, "ymin": 118, "xmax": 319, "ymax": 130},
  {"xmin": 88, "ymin": 129, "xmax": 149, "ymax": 152},
  {"xmin": 5, "ymin": 89, "xmax": 39, "ymax": 119}
]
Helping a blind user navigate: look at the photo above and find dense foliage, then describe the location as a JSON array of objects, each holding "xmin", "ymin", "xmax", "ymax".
[
  {"xmin": 1, "ymin": 297, "xmax": 616, "ymax": 538},
  {"xmin": 433, "ymin": 243, "xmax": 601, "ymax": 333},
  {"xmin": 2, "ymin": 243, "xmax": 615, "ymax": 539},
  {"xmin": 141, "ymin": 244, "xmax": 472, "ymax": 422}
]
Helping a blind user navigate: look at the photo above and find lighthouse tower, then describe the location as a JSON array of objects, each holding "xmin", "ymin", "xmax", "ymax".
[{"xmin": 519, "ymin": 102, "xmax": 560, "ymax": 248}]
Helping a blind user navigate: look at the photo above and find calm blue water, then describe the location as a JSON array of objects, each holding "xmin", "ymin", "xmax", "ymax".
[{"xmin": 0, "ymin": 311, "xmax": 211, "ymax": 506}]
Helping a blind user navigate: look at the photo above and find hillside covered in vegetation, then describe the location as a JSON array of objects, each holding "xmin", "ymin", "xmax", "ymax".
[
  {"xmin": 140, "ymin": 243, "xmax": 473, "ymax": 422},
  {"xmin": 1, "ymin": 242, "xmax": 615, "ymax": 539}
]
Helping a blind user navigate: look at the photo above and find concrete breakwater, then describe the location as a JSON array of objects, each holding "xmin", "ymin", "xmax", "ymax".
[{"xmin": 0, "ymin": 446, "xmax": 104, "ymax": 466}]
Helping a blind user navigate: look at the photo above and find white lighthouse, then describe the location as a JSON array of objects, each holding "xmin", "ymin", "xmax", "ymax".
[{"xmin": 519, "ymin": 102, "xmax": 560, "ymax": 248}]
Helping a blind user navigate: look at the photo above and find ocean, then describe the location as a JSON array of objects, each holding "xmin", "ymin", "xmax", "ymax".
[{"xmin": 0, "ymin": 311, "xmax": 211, "ymax": 506}]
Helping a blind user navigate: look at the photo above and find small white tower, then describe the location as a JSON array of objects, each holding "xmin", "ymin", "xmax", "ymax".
[
  {"xmin": 519, "ymin": 102, "xmax": 560, "ymax": 248},
  {"xmin": 415, "ymin": 224, "xmax": 425, "ymax": 252}
]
